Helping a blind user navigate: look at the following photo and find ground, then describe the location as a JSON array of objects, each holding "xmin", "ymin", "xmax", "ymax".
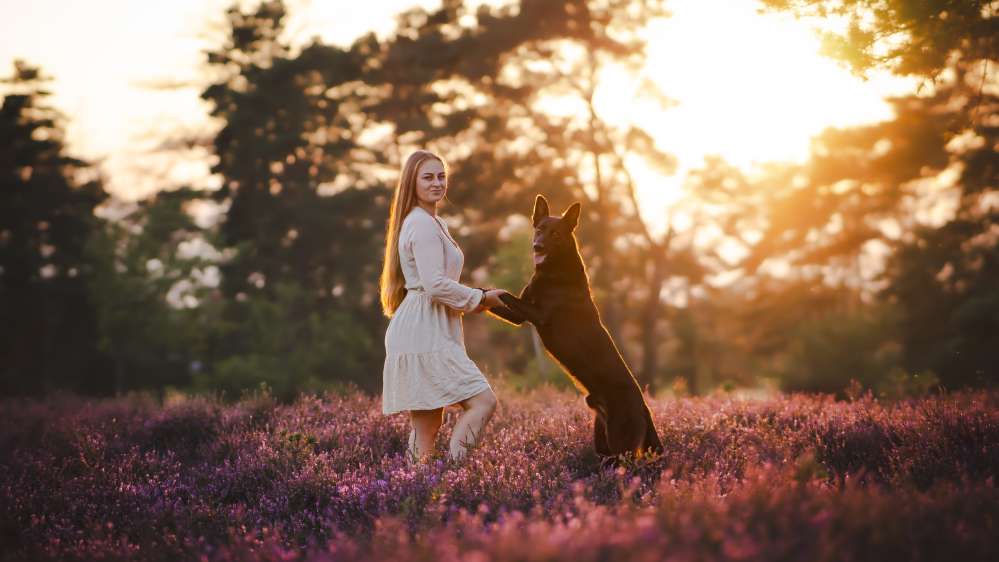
[{"xmin": 1, "ymin": 384, "xmax": 997, "ymax": 561}]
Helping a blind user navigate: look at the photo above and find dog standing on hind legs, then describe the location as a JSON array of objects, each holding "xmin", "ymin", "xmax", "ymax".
[{"xmin": 486, "ymin": 194, "xmax": 663, "ymax": 460}]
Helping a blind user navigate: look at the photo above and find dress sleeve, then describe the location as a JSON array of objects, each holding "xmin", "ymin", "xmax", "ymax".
[{"xmin": 408, "ymin": 216, "xmax": 484, "ymax": 313}]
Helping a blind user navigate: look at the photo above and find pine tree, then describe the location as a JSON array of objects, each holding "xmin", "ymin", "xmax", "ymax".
[{"xmin": 0, "ymin": 61, "xmax": 109, "ymax": 395}]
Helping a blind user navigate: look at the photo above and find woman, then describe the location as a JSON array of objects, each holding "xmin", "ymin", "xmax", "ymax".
[{"xmin": 379, "ymin": 149, "xmax": 508, "ymax": 463}]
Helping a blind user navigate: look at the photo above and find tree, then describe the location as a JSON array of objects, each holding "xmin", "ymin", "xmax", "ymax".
[
  {"xmin": 753, "ymin": 0, "xmax": 999, "ymax": 388},
  {"xmin": 199, "ymin": 1, "xmax": 388, "ymax": 391},
  {"xmin": 0, "ymin": 61, "xmax": 109, "ymax": 395}
]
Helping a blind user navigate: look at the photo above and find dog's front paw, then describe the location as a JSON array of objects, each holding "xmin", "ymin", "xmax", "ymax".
[{"xmin": 498, "ymin": 292, "xmax": 516, "ymax": 306}]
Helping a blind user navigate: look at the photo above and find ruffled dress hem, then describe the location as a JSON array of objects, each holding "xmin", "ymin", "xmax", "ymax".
[{"xmin": 382, "ymin": 346, "xmax": 492, "ymax": 415}]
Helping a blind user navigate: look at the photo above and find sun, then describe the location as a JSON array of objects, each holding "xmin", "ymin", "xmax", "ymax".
[{"xmin": 592, "ymin": 0, "xmax": 916, "ymax": 235}]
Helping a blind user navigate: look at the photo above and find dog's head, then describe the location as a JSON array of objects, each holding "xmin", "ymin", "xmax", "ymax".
[{"xmin": 531, "ymin": 194, "xmax": 580, "ymax": 266}]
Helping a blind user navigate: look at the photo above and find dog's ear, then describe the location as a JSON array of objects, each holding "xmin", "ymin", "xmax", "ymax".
[
  {"xmin": 561, "ymin": 202, "xmax": 581, "ymax": 231},
  {"xmin": 532, "ymin": 194, "xmax": 550, "ymax": 227}
]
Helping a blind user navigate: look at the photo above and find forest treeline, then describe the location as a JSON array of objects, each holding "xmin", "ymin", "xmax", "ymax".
[{"xmin": 1, "ymin": 0, "xmax": 996, "ymax": 401}]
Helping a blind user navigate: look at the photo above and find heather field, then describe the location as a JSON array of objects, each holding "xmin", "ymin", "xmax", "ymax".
[{"xmin": 2, "ymin": 386, "xmax": 998, "ymax": 562}]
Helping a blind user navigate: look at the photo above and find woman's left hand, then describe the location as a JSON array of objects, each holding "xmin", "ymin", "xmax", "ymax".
[
  {"xmin": 473, "ymin": 287, "xmax": 506, "ymax": 312},
  {"xmin": 473, "ymin": 287, "xmax": 497, "ymax": 312},
  {"xmin": 482, "ymin": 289, "xmax": 509, "ymax": 308}
]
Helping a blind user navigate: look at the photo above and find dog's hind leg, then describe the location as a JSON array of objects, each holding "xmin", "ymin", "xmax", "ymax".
[
  {"xmin": 584, "ymin": 395, "xmax": 612, "ymax": 457},
  {"xmin": 594, "ymin": 413, "xmax": 612, "ymax": 458},
  {"xmin": 593, "ymin": 415, "xmax": 612, "ymax": 457}
]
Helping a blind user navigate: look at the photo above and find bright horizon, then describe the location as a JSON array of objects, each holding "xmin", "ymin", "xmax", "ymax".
[{"xmin": 1, "ymin": 0, "xmax": 916, "ymax": 233}]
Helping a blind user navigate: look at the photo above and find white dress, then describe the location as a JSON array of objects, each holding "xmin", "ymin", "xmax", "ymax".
[{"xmin": 382, "ymin": 206, "xmax": 490, "ymax": 415}]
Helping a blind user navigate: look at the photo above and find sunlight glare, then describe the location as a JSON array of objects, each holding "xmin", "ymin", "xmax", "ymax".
[{"xmin": 592, "ymin": 0, "xmax": 916, "ymax": 235}]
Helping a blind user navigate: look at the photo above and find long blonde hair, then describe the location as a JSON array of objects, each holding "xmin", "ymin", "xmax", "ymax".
[{"xmin": 379, "ymin": 150, "xmax": 449, "ymax": 317}]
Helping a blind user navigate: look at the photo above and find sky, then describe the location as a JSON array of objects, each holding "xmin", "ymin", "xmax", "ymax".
[{"xmin": 1, "ymin": 0, "xmax": 916, "ymax": 226}]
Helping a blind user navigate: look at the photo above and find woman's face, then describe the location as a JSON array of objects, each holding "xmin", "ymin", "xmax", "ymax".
[{"xmin": 414, "ymin": 158, "xmax": 447, "ymax": 207}]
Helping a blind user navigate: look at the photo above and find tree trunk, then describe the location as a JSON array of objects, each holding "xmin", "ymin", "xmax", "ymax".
[
  {"xmin": 639, "ymin": 251, "xmax": 668, "ymax": 392},
  {"xmin": 589, "ymin": 151, "xmax": 622, "ymax": 340},
  {"xmin": 579, "ymin": 51, "xmax": 622, "ymax": 343}
]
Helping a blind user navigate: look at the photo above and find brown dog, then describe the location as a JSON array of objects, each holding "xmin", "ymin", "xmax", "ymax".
[{"xmin": 487, "ymin": 195, "xmax": 663, "ymax": 459}]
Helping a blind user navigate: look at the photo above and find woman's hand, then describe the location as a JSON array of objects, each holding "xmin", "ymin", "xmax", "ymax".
[
  {"xmin": 472, "ymin": 287, "xmax": 509, "ymax": 312},
  {"xmin": 482, "ymin": 289, "xmax": 509, "ymax": 308}
]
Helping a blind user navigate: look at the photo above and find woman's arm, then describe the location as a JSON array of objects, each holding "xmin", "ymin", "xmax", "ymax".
[{"xmin": 408, "ymin": 216, "xmax": 484, "ymax": 313}]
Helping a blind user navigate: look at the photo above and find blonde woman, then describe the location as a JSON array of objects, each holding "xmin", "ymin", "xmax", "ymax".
[{"xmin": 379, "ymin": 150, "xmax": 508, "ymax": 463}]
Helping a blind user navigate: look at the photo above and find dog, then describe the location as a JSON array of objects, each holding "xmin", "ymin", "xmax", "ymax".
[{"xmin": 486, "ymin": 195, "xmax": 663, "ymax": 459}]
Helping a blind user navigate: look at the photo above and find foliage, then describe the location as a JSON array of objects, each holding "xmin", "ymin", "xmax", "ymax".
[
  {"xmin": 84, "ymin": 188, "xmax": 220, "ymax": 396},
  {"xmin": 192, "ymin": 280, "xmax": 376, "ymax": 402},
  {"xmin": 883, "ymin": 218, "xmax": 999, "ymax": 388},
  {"xmin": 761, "ymin": 0, "xmax": 997, "ymax": 79},
  {"xmin": 777, "ymin": 304, "xmax": 903, "ymax": 397},
  {"xmin": 1, "ymin": 387, "xmax": 997, "ymax": 560}
]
